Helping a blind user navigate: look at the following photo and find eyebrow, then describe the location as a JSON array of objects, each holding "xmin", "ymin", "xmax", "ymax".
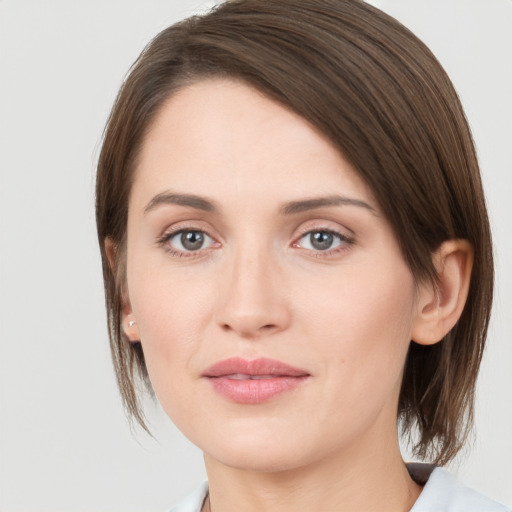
[
  {"xmin": 143, "ymin": 191, "xmax": 376, "ymax": 216},
  {"xmin": 280, "ymin": 195, "xmax": 377, "ymax": 215},
  {"xmin": 144, "ymin": 192, "xmax": 220, "ymax": 214}
]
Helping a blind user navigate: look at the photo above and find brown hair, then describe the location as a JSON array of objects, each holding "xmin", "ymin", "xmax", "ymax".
[{"xmin": 96, "ymin": 0, "xmax": 493, "ymax": 464}]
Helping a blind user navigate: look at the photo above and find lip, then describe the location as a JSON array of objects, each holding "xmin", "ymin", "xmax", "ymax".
[{"xmin": 202, "ymin": 357, "xmax": 310, "ymax": 404}]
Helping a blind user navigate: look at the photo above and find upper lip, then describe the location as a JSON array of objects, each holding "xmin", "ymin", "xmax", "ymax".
[{"xmin": 202, "ymin": 357, "xmax": 309, "ymax": 378}]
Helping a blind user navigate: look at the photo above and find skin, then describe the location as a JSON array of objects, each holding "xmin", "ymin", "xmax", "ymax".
[{"xmin": 120, "ymin": 79, "xmax": 473, "ymax": 512}]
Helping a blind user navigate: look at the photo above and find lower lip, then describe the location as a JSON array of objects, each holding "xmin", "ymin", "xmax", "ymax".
[{"xmin": 208, "ymin": 376, "xmax": 308, "ymax": 404}]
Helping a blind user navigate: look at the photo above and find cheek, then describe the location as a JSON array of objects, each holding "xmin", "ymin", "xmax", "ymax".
[
  {"xmin": 299, "ymin": 260, "xmax": 416, "ymax": 392},
  {"xmin": 126, "ymin": 256, "xmax": 216, "ymax": 393}
]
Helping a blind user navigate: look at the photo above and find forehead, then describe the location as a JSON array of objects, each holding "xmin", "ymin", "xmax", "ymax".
[{"xmin": 131, "ymin": 78, "xmax": 374, "ymax": 210}]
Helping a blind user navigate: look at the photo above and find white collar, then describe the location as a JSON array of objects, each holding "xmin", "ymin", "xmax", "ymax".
[{"xmin": 169, "ymin": 464, "xmax": 510, "ymax": 512}]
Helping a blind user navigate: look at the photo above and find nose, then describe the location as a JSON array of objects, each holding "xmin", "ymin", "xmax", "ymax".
[{"xmin": 215, "ymin": 245, "xmax": 291, "ymax": 339}]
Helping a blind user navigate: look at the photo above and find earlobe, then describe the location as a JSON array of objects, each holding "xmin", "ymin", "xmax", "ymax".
[
  {"xmin": 104, "ymin": 237, "xmax": 140, "ymax": 342},
  {"xmin": 412, "ymin": 240, "xmax": 474, "ymax": 346},
  {"xmin": 121, "ymin": 287, "xmax": 140, "ymax": 342},
  {"xmin": 123, "ymin": 315, "xmax": 140, "ymax": 342}
]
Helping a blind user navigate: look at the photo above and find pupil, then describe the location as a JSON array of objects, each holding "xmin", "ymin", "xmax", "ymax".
[
  {"xmin": 181, "ymin": 231, "xmax": 204, "ymax": 251},
  {"xmin": 311, "ymin": 231, "xmax": 333, "ymax": 250}
]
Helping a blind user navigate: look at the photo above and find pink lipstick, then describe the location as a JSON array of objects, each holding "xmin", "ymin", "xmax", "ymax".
[{"xmin": 202, "ymin": 357, "xmax": 309, "ymax": 404}]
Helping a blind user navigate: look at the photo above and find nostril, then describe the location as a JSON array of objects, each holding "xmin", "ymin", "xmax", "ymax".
[{"xmin": 220, "ymin": 322, "xmax": 277, "ymax": 336}]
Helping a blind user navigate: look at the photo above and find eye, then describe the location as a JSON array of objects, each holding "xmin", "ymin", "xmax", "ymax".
[
  {"xmin": 295, "ymin": 230, "xmax": 352, "ymax": 252},
  {"xmin": 163, "ymin": 229, "xmax": 216, "ymax": 254}
]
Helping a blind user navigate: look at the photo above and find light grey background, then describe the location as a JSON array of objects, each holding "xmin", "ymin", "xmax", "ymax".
[{"xmin": 0, "ymin": 1, "xmax": 510, "ymax": 511}]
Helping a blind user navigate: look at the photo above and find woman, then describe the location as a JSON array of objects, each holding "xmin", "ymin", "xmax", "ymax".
[{"xmin": 95, "ymin": 0, "xmax": 510, "ymax": 510}]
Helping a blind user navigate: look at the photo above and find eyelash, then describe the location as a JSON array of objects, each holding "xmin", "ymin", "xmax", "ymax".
[
  {"xmin": 157, "ymin": 226, "xmax": 355, "ymax": 259},
  {"xmin": 293, "ymin": 228, "xmax": 355, "ymax": 257},
  {"xmin": 157, "ymin": 228, "xmax": 218, "ymax": 258}
]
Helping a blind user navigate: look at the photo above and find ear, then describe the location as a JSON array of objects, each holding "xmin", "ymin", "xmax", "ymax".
[
  {"xmin": 411, "ymin": 239, "xmax": 474, "ymax": 345},
  {"xmin": 105, "ymin": 237, "xmax": 141, "ymax": 342}
]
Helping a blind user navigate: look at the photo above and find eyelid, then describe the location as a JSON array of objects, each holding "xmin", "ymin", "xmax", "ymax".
[
  {"xmin": 293, "ymin": 219, "xmax": 355, "ymax": 239},
  {"xmin": 291, "ymin": 221, "xmax": 355, "ymax": 255},
  {"xmin": 292, "ymin": 229, "xmax": 353, "ymax": 247},
  {"xmin": 157, "ymin": 220, "xmax": 218, "ymax": 242},
  {"xmin": 156, "ymin": 222, "xmax": 221, "ymax": 257},
  {"xmin": 155, "ymin": 219, "xmax": 355, "ymax": 258}
]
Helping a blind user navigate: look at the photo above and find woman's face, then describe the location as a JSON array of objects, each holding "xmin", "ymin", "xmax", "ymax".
[{"xmin": 125, "ymin": 79, "xmax": 421, "ymax": 472}]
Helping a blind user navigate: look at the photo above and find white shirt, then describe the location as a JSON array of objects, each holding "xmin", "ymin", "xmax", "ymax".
[{"xmin": 169, "ymin": 464, "xmax": 510, "ymax": 512}]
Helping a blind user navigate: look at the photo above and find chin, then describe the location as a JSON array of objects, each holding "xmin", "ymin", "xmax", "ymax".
[
  {"xmin": 198, "ymin": 423, "xmax": 328, "ymax": 474},
  {"xmin": 209, "ymin": 444, "xmax": 309, "ymax": 474}
]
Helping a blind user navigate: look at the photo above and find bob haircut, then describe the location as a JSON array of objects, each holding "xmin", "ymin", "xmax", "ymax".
[{"xmin": 96, "ymin": 0, "xmax": 493, "ymax": 465}]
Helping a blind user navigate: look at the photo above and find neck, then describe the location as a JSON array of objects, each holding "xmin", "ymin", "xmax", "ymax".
[{"xmin": 202, "ymin": 430, "xmax": 422, "ymax": 512}]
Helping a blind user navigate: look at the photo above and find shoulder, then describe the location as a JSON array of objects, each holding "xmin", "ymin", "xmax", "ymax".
[
  {"xmin": 410, "ymin": 464, "xmax": 511, "ymax": 512},
  {"xmin": 169, "ymin": 481, "xmax": 208, "ymax": 512}
]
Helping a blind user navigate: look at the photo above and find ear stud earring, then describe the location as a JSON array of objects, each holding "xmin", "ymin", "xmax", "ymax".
[{"xmin": 128, "ymin": 320, "xmax": 136, "ymax": 327}]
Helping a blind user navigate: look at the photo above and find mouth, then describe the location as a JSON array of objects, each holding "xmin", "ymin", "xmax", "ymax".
[
  {"xmin": 221, "ymin": 373, "xmax": 286, "ymax": 380},
  {"xmin": 202, "ymin": 357, "xmax": 310, "ymax": 404}
]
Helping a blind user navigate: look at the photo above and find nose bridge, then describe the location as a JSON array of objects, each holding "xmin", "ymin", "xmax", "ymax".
[{"xmin": 216, "ymin": 233, "xmax": 289, "ymax": 337}]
